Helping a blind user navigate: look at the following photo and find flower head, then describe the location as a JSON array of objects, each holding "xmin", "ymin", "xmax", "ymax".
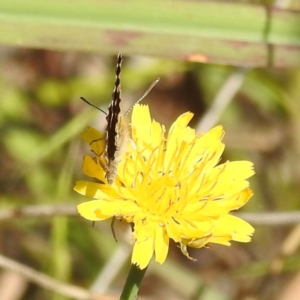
[{"xmin": 75, "ymin": 104, "xmax": 254, "ymax": 269}]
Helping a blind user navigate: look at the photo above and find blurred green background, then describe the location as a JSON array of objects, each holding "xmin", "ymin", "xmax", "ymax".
[{"xmin": 1, "ymin": 1, "xmax": 300, "ymax": 300}]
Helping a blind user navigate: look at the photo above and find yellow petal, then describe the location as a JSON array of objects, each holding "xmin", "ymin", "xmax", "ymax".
[
  {"xmin": 164, "ymin": 112, "xmax": 195, "ymax": 169},
  {"xmin": 81, "ymin": 126, "xmax": 105, "ymax": 156},
  {"xmin": 154, "ymin": 225, "xmax": 169, "ymax": 264},
  {"xmin": 184, "ymin": 234, "xmax": 212, "ymax": 248},
  {"xmin": 132, "ymin": 235, "xmax": 154, "ymax": 269},
  {"xmin": 131, "ymin": 105, "xmax": 152, "ymax": 143},
  {"xmin": 97, "ymin": 200, "xmax": 138, "ymax": 217},
  {"xmin": 77, "ymin": 200, "xmax": 111, "ymax": 221},
  {"xmin": 211, "ymin": 215, "xmax": 255, "ymax": 243},
  {"xmin": 82, "ymin": 156, "xmax": 106, "ymax": 182},
  {"xmin": 74, "ymin": 181, "xmax": 107, "ymax": 199}
]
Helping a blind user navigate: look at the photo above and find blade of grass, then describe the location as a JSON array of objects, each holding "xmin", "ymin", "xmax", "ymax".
[{"xmin": 0, "ymin": 0, "xmax": 299, "ymax": 67}]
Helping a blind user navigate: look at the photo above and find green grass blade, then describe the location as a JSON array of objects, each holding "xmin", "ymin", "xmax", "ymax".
[{"xmin": 0, "ymin": 0, "xmax": 299, "ymax": 67}]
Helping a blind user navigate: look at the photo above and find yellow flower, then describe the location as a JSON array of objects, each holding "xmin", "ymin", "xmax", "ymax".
[{"xmin": 75, "ymin": 104, "xmax": 255, "ymax": 270}]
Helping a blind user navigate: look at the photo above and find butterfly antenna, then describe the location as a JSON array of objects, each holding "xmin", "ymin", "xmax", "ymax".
[
  {"xmin": 125, "ymin": 77, "xmax": 160, "ymax": 116},
  {"xmin": 80, "ymin": 97, "xmax": 107, "ymax": 115}
]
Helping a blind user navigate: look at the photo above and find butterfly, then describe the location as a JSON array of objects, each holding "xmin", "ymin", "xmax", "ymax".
[{"xmin": 81, "ymin": 53, "xmax": 159, "ymax": 185}]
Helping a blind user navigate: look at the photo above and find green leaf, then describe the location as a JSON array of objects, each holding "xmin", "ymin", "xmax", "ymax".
[{"xmin": 0, "ymin": 0, "xmax": 299, "ymax": 67}]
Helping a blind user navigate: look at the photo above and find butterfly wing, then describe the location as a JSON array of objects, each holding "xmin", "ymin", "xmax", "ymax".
[
  {"xmin": 106, "ymin": 53, "xmax": 122, "ymax": 162},
  {"xmin": 105, "ymin": 53, "xmax": 129, "ymax": 185}
]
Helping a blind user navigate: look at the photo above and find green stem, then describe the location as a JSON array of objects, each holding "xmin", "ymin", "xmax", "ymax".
[{"xmin": 119, "ymin": 264, "xmax": 148, "ymax": 300}]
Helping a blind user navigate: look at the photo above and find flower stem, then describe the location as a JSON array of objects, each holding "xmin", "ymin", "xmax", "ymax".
[{"xmin": 119, "ymin": 264, "xmax": 148, "ymax": 300}]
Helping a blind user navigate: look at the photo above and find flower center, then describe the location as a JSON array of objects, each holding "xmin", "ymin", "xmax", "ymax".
[{"xmin": 135, "ymin": 173, "xmax": 185, "ymax": 223}]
